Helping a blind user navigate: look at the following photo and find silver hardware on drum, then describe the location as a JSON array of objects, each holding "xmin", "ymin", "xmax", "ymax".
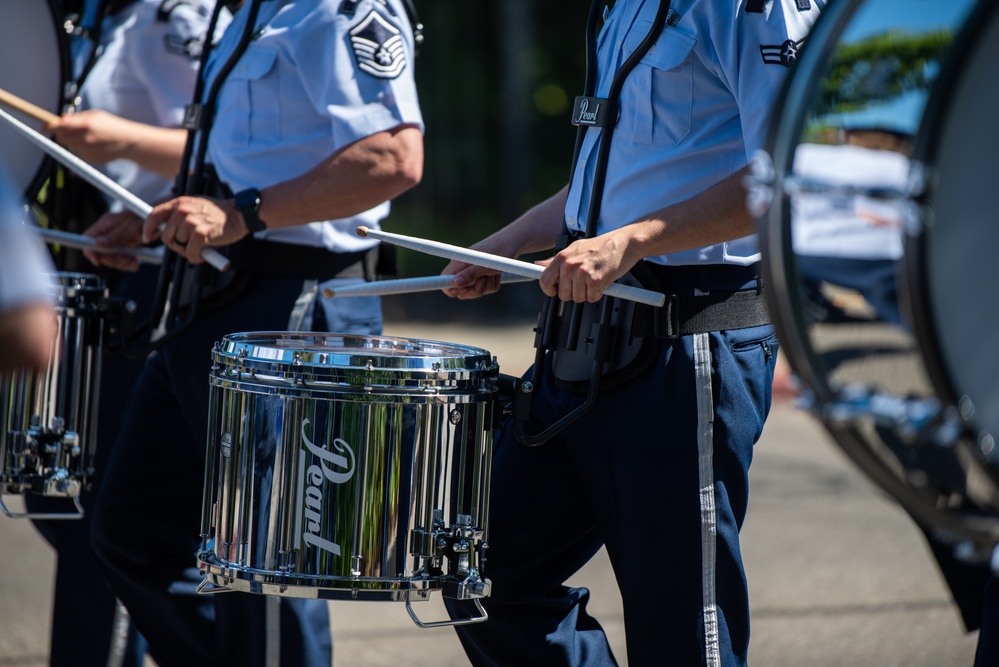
[
  {"xmin": 197, "ymin": 332, "xmax": 498, "ymax": 627},
  {"xmin": 0, "ymin": 273, "xmax": 106, "ymax": 520}
]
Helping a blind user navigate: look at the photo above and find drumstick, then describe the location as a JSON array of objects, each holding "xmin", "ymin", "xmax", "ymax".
[
  {"xmin": 355, "ymin": 226, "xmax": 667, "ymax": 308},
  {"xmin": 321, "ymin": 272, "xmax": 532, "ymax": 298},
  {"xmin": 35, "ymin": 227, "xmax": 165, "ymax": 264},
  {"xmin": 0, "ymin": 106, "xmax": 230, "ymax": 272},
  {"xmin": 0, "ymin": 87, "xmax": 60, "ymax": 125}
]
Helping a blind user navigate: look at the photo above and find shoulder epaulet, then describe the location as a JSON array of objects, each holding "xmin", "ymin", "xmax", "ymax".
[{"xmin": 339, "ymin": 0, "xmax": 397, "ymax": 18}]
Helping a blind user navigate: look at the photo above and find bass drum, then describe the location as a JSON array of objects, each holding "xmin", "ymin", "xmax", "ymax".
[
  {"xmin": 0, "ymin": 0, "xmax": 69, "ymax": 197},
  {"xmin": 750, "ymin": 0, "xmax": 999, "ymax": 561}
]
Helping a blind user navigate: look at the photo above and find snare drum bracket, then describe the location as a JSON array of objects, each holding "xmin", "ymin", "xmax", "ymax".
[{"xmin": 412, "ymin": 511, "xmax": 490, "ymax": 599}]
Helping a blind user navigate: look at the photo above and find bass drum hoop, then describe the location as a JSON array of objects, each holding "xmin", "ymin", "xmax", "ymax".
[
  {"xmin": 0, "ymin": 0, "xmax": 70, "ymax": 200},
  {"xmin": 757, "ymin": 0, "xmax": 999, "ymax": 546},
  {"xmin": 901, "ymin": 0, "xmax": 999, "ymax": 444},
  {"xmin": 758, "ymin": 0, "xmax": 867, "ymax": 407}
]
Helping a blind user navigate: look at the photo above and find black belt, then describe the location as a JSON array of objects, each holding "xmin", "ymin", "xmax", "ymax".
[
  {"xmin": 229, "ymin": 238, "xmax": 375, "ymax": 281},
  {"xmin": 632, "ymin": 263, "xmax": 771, "ymax": 339}
]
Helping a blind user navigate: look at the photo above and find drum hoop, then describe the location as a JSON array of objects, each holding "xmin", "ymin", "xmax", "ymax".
[
  {"xmin": 213, "ymin": 332, "xmax": 496, "ymax": 374},
  {"xmin": 759, "ymin": 0, "xmax": 867, "ymax": 405},
  {"xmin": 901, "ymin": 0, "xmax": 999, "ymax": 416}
]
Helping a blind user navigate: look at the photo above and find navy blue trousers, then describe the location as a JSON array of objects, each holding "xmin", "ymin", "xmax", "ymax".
[
  {"xmin": 449, "ymin": 280, "xmax": 778, "ymax": 667},
  {"xmin": 88, "ymin": 274, "xmax": 381, "ymax": 667}
]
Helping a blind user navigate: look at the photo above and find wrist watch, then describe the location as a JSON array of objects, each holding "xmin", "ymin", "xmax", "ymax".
[{"xmin": 234, "ymin": 187, "xmax": 267, "ymax": 233}]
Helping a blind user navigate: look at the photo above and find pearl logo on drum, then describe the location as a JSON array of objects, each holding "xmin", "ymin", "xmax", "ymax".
[{"xmin": 296, "ymin": 418, "xmax": 357, "ymax": 556}]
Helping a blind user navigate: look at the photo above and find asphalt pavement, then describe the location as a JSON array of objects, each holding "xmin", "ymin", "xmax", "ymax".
[{"xmin": 0, "ymin": 315, "xmax": 981, "ymax": 666}]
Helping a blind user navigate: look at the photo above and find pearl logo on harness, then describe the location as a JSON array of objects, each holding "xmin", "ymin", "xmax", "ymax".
[
  {"xmin": 349, "ymin": 9, "xmax": 407, "ymax": 79},
  {"xmin": 297, "ymin": 418, "xmax": 356, "ymax": 556}
]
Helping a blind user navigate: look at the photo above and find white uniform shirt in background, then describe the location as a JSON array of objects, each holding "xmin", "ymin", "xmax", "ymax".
[{"xmin": 78, "ymin": 0, "xmax": 229, "ymax": 207}]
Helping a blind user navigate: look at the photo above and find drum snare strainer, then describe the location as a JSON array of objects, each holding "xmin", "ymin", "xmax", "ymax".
[{"xmin": 197, "ymin": 332, "xmax": 498, "ymax": 627}]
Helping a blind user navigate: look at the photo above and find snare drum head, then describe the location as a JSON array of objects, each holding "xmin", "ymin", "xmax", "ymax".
[
  {"xmin": 0, "ymin": 0, "xmax": 68, "ymax": 198},
  {"xmin": 754, "ymin": 0, "xmax": 999, "ymax": 551}
]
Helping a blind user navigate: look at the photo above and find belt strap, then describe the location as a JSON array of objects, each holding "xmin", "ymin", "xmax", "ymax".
[
  {"xmin": 634, "ymin": 288, "xmax": 771, "ymax": 339},
  {"xmin": 230, "ymin": 238, "xmax": 376, "ymax": 281}
]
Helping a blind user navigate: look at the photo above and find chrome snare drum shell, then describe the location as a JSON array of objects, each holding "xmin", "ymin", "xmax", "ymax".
[
  {"xmin": 198, "ymin": 332, "xmax": 498, "ymax": 614},
  {"xmin": 0, "ymin": 272, "xmax": 105, "ymax": 518}
]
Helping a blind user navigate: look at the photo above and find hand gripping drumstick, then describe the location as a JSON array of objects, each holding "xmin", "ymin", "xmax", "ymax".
[
  {"xmin": 355, "ymin": 226, "xmax": 666, "ymax": 308},
  {"xmin": 322, "ymin": 272, "xmax": 532, "ymax": 298},
  {"xmin": 0, "ymin": 105, "xmax": 230, "ymax": 272}
]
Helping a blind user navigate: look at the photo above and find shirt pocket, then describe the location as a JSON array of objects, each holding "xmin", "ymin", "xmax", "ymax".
[
  {"xmin": 219, "ymin": 47, "xmax": 280, "ymax": 147},
  {"xmin": 617, "ymin": 24, "xmax": 696, "ymax": 147}
]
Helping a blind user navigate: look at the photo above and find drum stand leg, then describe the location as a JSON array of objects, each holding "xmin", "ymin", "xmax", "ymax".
[
  {"xmin": 0, "ymin": 494, "xmax": 84, "ymax": 520},
  {"xmin": 405, "ymin": 594, "xmax": 488, "ymax": 629}
]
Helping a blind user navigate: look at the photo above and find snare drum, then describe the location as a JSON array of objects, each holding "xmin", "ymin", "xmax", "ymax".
[
  {"xmin": 0, "ymin": 0, "xmax": 69, "ymax": 198},
  {"xmin": 198, "ymin": 333, "xmax": 497, "ymax": 625},
  {"xmin": 0, "ymin": 272, "xmax": 105, "ymax": 519},
  {"xmin": 749, "ymin": 0, "xmax": 999, "ymax": 556}
]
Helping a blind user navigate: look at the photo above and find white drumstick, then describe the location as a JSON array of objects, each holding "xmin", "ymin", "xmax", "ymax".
[
  {"xmin": 322, "ymin": 272, "xmax": 532, "ymax": 298},
  {"xmin": 36, "ymin": 227, "xmax": 165, "ymax": 264},
  {"xmin": 0, "ymin": 106, "xmax": 230, "ymax": 272},
  {"xmin": 355, "ymin": 226, "xmax": 666, "ymax": 308}
]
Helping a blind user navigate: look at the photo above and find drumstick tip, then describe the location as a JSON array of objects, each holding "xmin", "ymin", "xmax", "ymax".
[{"xmin": 355, "ymin": 226, "xmax": 369, "ymax": 238}]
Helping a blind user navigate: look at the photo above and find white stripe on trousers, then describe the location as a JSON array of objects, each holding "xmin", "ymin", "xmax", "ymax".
[
  {"xmin": 267, "ymin": 597, "xmax": 281, "ymax": 667},
  {"xmin": 694, "ymin": 332, "xmax": 721, "ymax": 667}
]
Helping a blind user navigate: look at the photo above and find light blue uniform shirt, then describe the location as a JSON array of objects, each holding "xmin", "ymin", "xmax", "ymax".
[
  {"xmin": 565, "ymin": 0, "xmax": 823, "ymax": 266},
  {"xmin": 202, "ymin": 0, "xmax": 424, "ymax": 253},
  {"xmin": 78, "ymin": 0, "xmax": 227, "ymax": 207}
]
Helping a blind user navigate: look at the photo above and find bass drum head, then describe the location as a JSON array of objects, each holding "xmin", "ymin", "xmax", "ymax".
[
  {"xmin": 904, "ymin": 0, "xmax": 999, "ymax": 460},
  {"xmin": 753, "ymin": 0, "xmax": 999, "ymax": 555},
  {"xmin": 0, "ymin": 0, "xmax": 68, "ymax": 198}
]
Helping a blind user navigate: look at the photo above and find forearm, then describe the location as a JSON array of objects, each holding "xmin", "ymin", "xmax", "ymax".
[
  {"xmin": 474, "ymin": 185, "xmax": 569, "ymax": 258},
  {"xmin": 256, "ymin": 125, "xmax": 424, "ymax": 229},
  {"xmin": 119, "ymin": 124, "xmax": 188, "ymax": 177},
  {"xmin": 614, "ymin": 166, "xmax": 755, "ymax": 266}
]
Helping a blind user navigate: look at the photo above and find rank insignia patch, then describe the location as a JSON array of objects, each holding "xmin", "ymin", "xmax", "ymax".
[
  {"xmin": 760, "ymin": 38, "xmax": 804, "ymax": 67},
  {"xmin": 350, "ymin": 10, "xmax": 407, "ymax": 79}
]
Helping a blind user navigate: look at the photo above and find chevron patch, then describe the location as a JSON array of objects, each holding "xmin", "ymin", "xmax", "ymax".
[{"xmin": 349, "ymin": 10, "xmax": 407, "ymax": 79}]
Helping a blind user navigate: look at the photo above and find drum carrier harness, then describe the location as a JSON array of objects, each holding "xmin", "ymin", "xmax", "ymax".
[{"xmin": 509, "ymin": 0, "xmax": 770, "ymax": 446}]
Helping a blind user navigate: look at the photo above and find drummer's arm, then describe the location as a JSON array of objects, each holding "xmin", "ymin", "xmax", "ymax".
[
  {"xmin": 0, "ymin": 303, "xmax": 57, "ymax": 374},
  {"xmin": 442, "ymin": 186, "xmax": 567, "ymax": 299},
  {"xmin": 44, "ymin": 110, "xmax": 187, "ymax": 178},
  {"xmin": 532, "ymin": 169, "xmax": 753, "ymax": 301},
  {"xmin": 604, "ymin": 166, "xmax": 754, "ymax": 264}
]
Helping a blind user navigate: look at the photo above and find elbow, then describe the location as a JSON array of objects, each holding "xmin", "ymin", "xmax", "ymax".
[
  {"xmin": 395, "ymin": 154, "xmax": 423, "ymax": 193},
  {"xmin": 385, "ymin": 138, "xmax": 423, "ymax": 198}
]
